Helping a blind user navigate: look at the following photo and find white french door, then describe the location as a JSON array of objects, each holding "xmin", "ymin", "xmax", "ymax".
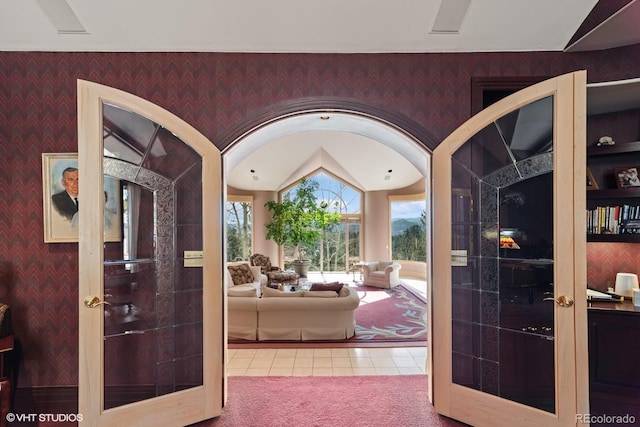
[
  {"xmin": 77, "ymin": 80, "xmax": 223, "ymax": 426},
  {"xmin": 432, "ymin": 71, "xmax": 589, "ymax": 426}
]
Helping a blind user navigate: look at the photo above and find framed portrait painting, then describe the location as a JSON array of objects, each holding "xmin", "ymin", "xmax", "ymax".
[{"xmin": 42, "ymin": 153, "xmax": 122, "ymax": 243}]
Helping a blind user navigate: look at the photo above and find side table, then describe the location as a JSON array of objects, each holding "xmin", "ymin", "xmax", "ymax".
[{"xmin": 352, "ymin": 262, "xmax": 366, "ymax": 283}]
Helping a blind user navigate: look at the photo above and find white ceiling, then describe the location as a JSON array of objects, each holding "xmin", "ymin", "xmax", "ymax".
[
  {"xmin": 225, "ymin": 113, "xmax": 428, "ymax": 192},
  {"xmin": 5, "ymin": 1, "xmax": 640, "ymax": 192},
  {"xmin": 0, "ymin": 0, "xmax": 602, "ymax": 53}
]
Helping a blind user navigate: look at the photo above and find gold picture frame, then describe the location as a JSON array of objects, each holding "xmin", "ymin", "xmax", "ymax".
[
  {"xmin": 586, "ymin": 167, "xmax": 599, "ymax": 190},
  {"xmin": 42, "ymin": 153, "xmax": 122, "ymax": 243}
]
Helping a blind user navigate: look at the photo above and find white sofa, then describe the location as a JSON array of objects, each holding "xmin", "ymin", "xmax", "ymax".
[
  {"xmin": 226, "ymin": 262, "xmax": 267, "ymax": 340},
  {"xmin": 227, "ymin": 285, "xmax": 360, "ymax": 341},
  {"xmin": 362, "ymin": 261, "xmax": 402, "ymax": 288}
]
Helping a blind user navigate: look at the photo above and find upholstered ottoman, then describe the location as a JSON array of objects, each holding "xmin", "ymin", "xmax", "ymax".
[{"xmin": 269, "ymin": 270, "xmax": 299, "ymax": 286}]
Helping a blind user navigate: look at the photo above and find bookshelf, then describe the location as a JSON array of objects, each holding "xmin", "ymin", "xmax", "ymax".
[{"xmin": 587, "ymin": 142, "xmax": 640, "ymax": 242}]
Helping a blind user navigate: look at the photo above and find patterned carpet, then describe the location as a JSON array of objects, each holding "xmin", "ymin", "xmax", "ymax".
[{"xmin": 353, "ymin": 284, "xmax": 427, "ymax": 343}]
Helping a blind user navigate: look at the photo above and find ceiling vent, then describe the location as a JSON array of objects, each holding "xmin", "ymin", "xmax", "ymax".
[
  {"xmin": 430, "ymin": 0, "xmax": 471, "ymax": 34},
  {"xmin": 37, "ymin": 0, "xmax": 87, "ymax": 34}
]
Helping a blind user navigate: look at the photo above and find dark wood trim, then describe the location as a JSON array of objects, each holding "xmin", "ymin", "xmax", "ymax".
[
  {"xmin": 217, "ymin": 96, "xmax": 439, "ymax": 152},
  {"xmin": 14, "ymin": 387, "xmax": 78, "ymax": 418},
  {"xmin": 14, "ymin": 385, "xmax": 201, "ymax": 415},
  {"xmin": 470, "ymin": 77, "xmax": 551, "ymax": 115},
  {"xmin": 588, "ymin": 140, "xmax": 640, "ymax": 156}
]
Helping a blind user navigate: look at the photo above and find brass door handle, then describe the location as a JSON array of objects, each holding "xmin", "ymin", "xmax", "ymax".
[
  {"xmin": 84, "ymin": 295, "xmax": 111, "ymax": 308},
  {"xmin": 543, "ymin": 295, "xmax": 574, "ymax": 307}
]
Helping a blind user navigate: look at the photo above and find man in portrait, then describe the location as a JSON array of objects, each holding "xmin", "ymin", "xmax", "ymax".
[{"xmin": 51, "ymin": 167, "xmax": 79, "ymax": 221}]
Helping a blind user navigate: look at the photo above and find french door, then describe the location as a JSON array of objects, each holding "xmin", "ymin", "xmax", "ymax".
[
  {"xmin": 432, "ymin": 72, "xmax": 589, "ymax": 425},
  {"xmin": 77, "ymin": 80, "xmax": 223, "ymax": 426}
]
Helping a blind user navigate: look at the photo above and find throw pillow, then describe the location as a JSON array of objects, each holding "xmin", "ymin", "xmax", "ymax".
[
  {"xmin": 261, "ymin": 286, "xmax": 303, "ymax": 297},
  {"xmin": 228, "ymin": 288, "xmax": 257, "ymax": 297},
  {"xmin": 310, "ymin": 282, "xmax": 344, "ymax": 294},
  {"xmin": 304, "ymin": 290, "xmax": 338, "ymax": 298},
  {"xmin": 227, "ymin": 264, "xmax": 254, "ymax": 286}
]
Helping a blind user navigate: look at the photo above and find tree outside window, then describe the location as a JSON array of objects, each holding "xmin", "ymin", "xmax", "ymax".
[
  {"xmin": 280, "ymin": 171, "xmax": 361, "ymax": 273},
  {"xmin": 226, "ymin": 197, "xmax": 252, "ymax": 262}
]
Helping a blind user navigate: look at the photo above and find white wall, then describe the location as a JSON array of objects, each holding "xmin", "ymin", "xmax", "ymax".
[
  {"xmin": 252, "ymin": 190, "xmax": 280, "ymax": 265},
  {"xmin": 363, "ymin": 190, "xmax": 391, "ymax": 261}
]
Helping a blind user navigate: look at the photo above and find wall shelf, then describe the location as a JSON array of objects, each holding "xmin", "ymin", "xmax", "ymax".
[
  {"xmin": 587, "ymin": 141, "xmax": 640, "ymax": 157},
  {"xmin": 587, "ymin": 140, "xmax": 640, "ymax": 243},
  {"xmin": 587, "ymin": 187, "xmax": 640, "ymax": 199}
]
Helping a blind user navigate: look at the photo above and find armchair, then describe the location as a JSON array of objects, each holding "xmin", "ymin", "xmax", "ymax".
[
  {"xmin": 362, "ymin": 261, "xmax": 402, "ymax": 289},
  {"xmin": 250, "ymin": 253, "xmax": 298, "ymax": 286}
]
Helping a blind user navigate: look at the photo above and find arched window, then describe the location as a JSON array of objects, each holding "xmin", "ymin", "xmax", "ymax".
[{"xmin": 282, "ymin": 171, "xmax": 361, "ymax": 272}]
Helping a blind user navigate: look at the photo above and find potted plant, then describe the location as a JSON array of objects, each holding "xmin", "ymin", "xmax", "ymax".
[{"xmin": 264, "ymin": 177, "xmax": 340, "ymax": 277}]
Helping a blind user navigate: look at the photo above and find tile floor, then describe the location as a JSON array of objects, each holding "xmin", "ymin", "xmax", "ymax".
[
  {"xmin": 227, "ymin": 346, "xmax": 427, "ymax": 376},
  {"xmin": 226, "ymin": 272, "xmax": 428, "ymax": 377}
]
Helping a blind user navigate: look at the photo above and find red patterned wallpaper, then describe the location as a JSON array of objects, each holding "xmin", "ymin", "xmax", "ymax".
[
  {"xmin": 1, "ymin": 48, "xmax": 640, "ymax": 387},
  {"xmin": 587, "ymin": 242, "xmax": 640, "ymax": 291}
]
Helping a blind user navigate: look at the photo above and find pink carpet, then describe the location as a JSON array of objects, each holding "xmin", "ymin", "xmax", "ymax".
[{"xmin": 190, "ymin": 375, "xmax": 468, "ymax": 427}]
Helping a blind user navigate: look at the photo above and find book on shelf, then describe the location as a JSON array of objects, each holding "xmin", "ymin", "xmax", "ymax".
[{"xmin": 587, "ymin": 204, "xmax": 640, "ymax": 235}]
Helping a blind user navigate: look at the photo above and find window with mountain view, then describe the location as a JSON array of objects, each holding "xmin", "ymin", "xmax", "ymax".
[{"xmin": 390, "ymin": 196, "xmax": 426, "ymax": 261}]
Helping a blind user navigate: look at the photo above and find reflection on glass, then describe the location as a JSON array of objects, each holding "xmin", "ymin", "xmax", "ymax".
[
  {"xmin": 102, "ymin": 104, "xmax": 204, "ymax": 410},
  {"xmin": 450, "ymin": 96, "xmax": 556, "ymax": 413}
]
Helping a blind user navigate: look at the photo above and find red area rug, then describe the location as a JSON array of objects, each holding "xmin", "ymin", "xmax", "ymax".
[
  {"xmin": 354, "ymin": 284, "xmax": 427, "ymax": 343},
  {"xmin": 191, "ymin": 375, "xmax": 466, "ymax": 427},
  {"xmin": 229, "ymin": 284, "xmax": 427, "ymax": 347}
]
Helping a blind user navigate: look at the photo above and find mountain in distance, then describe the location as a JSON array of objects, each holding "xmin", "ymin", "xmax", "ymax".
[{"xmin": 392, "ymin": 217, "xmax": 424, "ymax": 236}]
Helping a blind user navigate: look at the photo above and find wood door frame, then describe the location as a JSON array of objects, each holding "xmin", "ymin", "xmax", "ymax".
[
  {"xmin": 470, "ymin": 76, "xmax": 551, "ymax": 115},
  {"xmin": 433, "ymin": 71, "xmax": 589, "ymax": 426},
  {"xmin": 77, "ymin": 80, "xmax": 223, "ymax": 426}
]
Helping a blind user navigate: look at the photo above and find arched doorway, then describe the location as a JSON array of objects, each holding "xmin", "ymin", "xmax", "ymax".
[
  {"xmin": 223, "ymin": 107, "xmax": 434, "ymax": 269},
  {"xmin": 221, "ymin": 104, "xmax": 435, "ymax": 395}
]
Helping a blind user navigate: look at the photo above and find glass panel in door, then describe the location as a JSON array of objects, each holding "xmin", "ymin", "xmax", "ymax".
[
  {"xmin": 78, "ymin": 80, "xmax": 222, "ymax": 426},
  {"xmin": 432, "ymin": 72, "xmax": 588, "ymax": 426},
  {"xmin": 102, "ymin": 106, "xmax": 204, "ymax": 408},
  {"xmin": 450, "ymin": 96, "xmax": 555, "ymax": 411}
]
